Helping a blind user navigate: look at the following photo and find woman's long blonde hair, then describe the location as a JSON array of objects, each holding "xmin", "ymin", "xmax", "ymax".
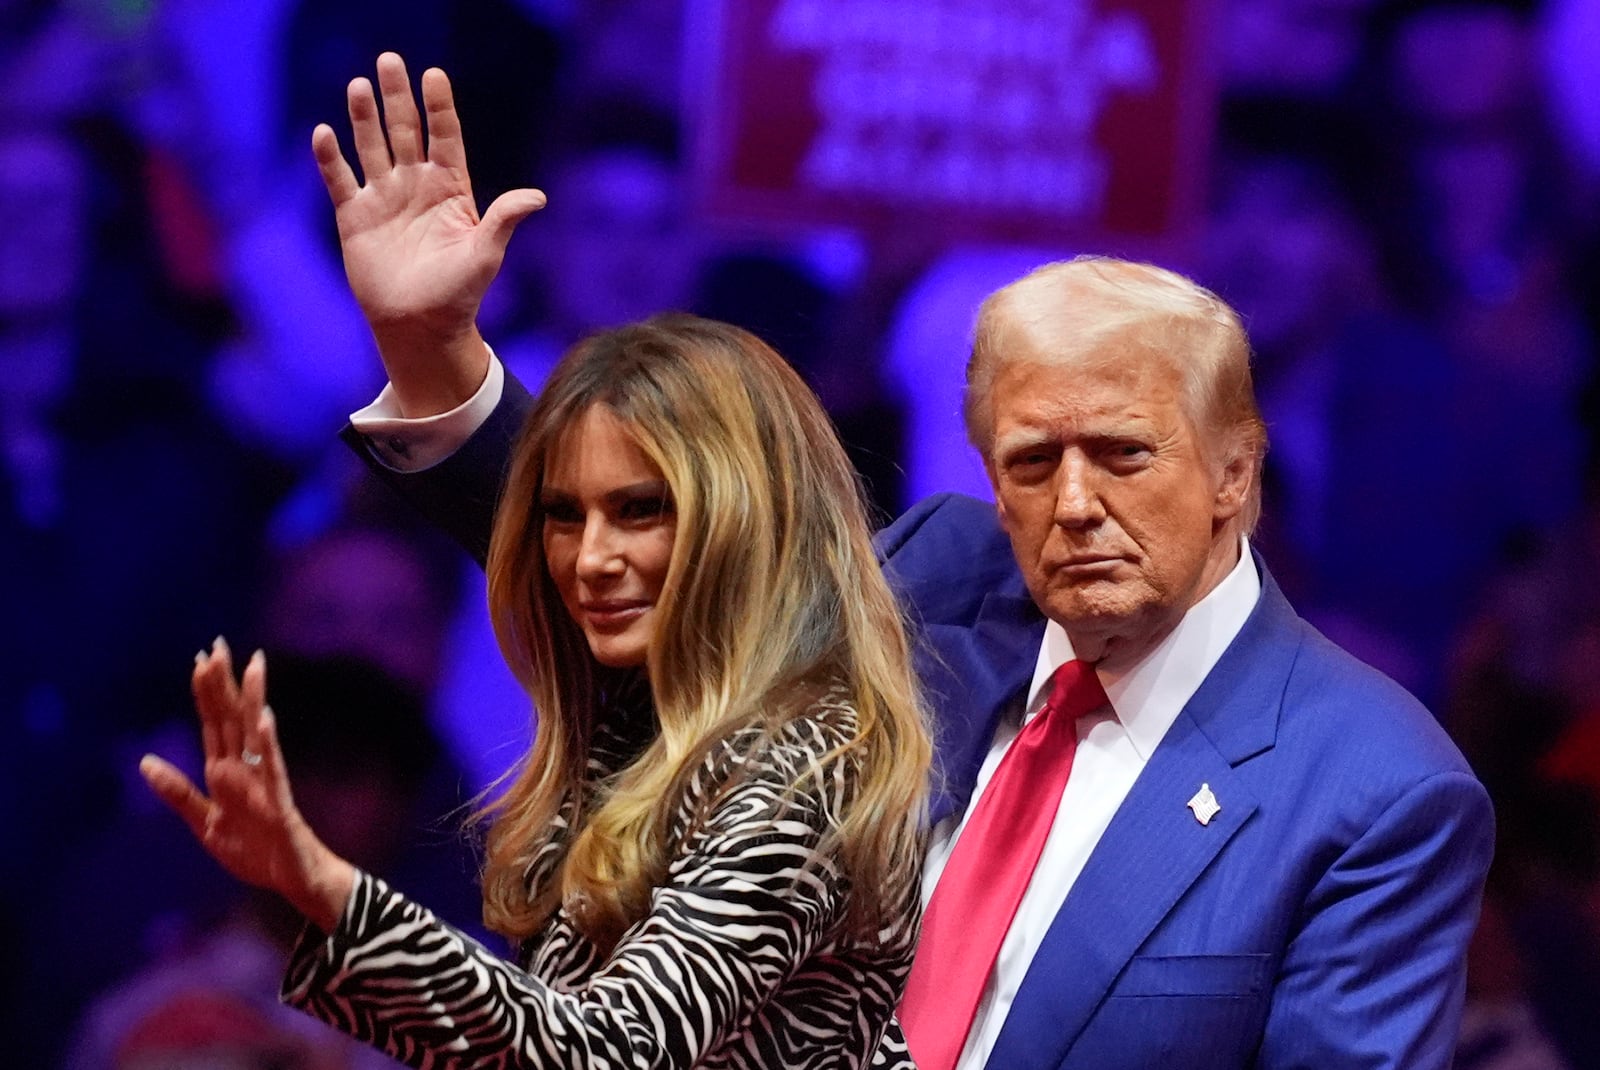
[{"xmin": 480, "ymin": 314, "xmax": 930, "ymax": 951}]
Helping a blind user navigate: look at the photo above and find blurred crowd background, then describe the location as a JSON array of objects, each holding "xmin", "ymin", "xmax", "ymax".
[{"xmin": 3, "ymin": 0, "xmax": 1600, "ymax": 1066}]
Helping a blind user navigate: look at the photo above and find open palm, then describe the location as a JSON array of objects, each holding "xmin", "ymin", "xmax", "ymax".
[
  {"xmin": 311, "ymin": 52, "xmax": 545, "ymax": 411},
  {"xmin": 140, "ymin": 640, "xmax": 353, "ymax": 932}
]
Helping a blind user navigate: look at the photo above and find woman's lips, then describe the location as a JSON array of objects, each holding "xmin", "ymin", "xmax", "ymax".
[{"xmin": 580, "ymin": 601, "xmax": 651, "ymax": 631}]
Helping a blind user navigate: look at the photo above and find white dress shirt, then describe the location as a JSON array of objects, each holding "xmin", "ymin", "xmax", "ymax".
[
  {"xmin": 349, "ymin": 352, "xmax": 507, "ymax": 472},
  {"xmin": 921, "ymin": 544, "xmax": 1261, "ymax": 1070}
]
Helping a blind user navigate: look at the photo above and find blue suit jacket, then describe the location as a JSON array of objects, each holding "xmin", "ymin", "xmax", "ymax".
[
  {"xmin": 346, "ymin": 374, "xmax": 1495, "ymax": 1070},
  {"xmin": 879, "ymin": 493, "xmax": 1493, "ymax": 1070}
]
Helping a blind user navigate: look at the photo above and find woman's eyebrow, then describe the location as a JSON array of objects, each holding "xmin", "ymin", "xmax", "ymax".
[{"xmin": 604, "ymin": 481, "xmax": 670, "ymax": 504}]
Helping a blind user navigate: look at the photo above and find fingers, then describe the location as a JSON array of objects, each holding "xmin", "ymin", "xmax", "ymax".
[
  {"xmin": 420, "ymin": 66, "xmax": 467, "ymax": 175},
  {"xmin": 240, "ymin": 650, "xmax": 268, "ymax": 762},
  {"xmin": 239, "ymin": 647, "xmax": 265, "ymax": 715},
  {"xmin": 346, "ymin": 75, "xmax": 391, "ymax": 183},
  {"xmin": 480, "ymin": 188, "xmax": 548, "ymax": 254},
  {"xmin": 311, "ymin": 123, "xmax": 360, "ymax": 206},
  {"xmin": 376, "ymin": 52, "xmax": 424, "ymax": 166},
  {"xmin": 257, "ymin": 705, "xmax": 297, "ymax": 811},
  {"xmin": 192, "ymin": 638, "xmax": 277, "ymax": 789},
  {"xmin": 193, "ymin": 647, "xmax": 221, "ymax": 763},
  {"xmin": 140, "ymin": 754, "xmax": 211, "ymax": 841},
  {"xmin": 209, "ymin": 637, "xmax": 245, "ymax": 762}
]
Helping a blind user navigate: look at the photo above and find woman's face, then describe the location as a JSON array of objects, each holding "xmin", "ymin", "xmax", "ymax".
[{"xmin": 540, "ymin": 405, "xmax": 677, "ymax": 668}]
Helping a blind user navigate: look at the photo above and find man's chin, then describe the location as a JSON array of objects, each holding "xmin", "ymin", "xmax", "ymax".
[
  {"xmin": 1041, "ymin": 583, "xmax": 1156, "ymax": 629},
  {"xmin": 1042, "ymin": 598, "xmax": 1137, "ymax": 632}
]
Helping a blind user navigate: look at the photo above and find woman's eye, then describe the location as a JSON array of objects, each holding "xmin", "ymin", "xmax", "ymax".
[
  {"xmin": 541, "ymin": 501, "xmax": 582, "ymax": 524},
  {"xmin": 620, "ymin": 496, "xmax": 671, "ymax": 521}
]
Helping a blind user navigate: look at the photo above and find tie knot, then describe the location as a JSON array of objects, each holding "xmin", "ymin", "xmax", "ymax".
[{"xmin": 1043, "ymin": 659, "xmax": 1107, "ymax": 722}]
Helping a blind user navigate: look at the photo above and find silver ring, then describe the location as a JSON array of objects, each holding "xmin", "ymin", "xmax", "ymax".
[{"xmin": 240, "ymin": 748, "xmax": 263, "ymax": 767}]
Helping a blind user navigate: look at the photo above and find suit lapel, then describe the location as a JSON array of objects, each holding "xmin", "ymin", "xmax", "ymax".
[
  {"xmin": 921, "ymin": 592, "xmax": 1045, "ymax": 827},
  {"xmin": 986, "ymin": 560, "xmax": 1302, "ymax": 1068},
  {"xmin": 986, "ymin": 715, "xmax": 1260, "ymax": 1068}
]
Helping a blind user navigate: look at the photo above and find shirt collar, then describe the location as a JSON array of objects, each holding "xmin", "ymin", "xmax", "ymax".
[{"xmin": 1025, "ymin": 538, "xmax": 1262, "ymax": 760}]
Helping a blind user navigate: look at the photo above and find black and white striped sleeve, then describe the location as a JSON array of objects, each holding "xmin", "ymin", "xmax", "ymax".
[{"xmin": 281, "ymin": 718, "xmax": 870, "ymax": 1069}]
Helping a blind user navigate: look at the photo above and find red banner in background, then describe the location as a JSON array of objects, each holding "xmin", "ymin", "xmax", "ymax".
[{"xmin": 687, "ymin": 0, "xmax": 1213, "ymax": 247}]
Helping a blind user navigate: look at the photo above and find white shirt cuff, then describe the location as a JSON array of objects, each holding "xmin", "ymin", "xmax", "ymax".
[{"xmin": 349, "ymin": 351, "xmax": 506, "ymax": 472}]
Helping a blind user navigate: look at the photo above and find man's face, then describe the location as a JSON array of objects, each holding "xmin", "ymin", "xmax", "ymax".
[{"xmin": 987, "ymin": 337, "xmax": 1245, "ymax": 666}]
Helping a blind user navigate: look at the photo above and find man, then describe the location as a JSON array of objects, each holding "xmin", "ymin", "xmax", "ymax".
[
  {"xmin": 870, "ymin": 259, "xmax": 1493, "ymax": 1069},
  {"xmin": 322, "ymin": 55, "xmax": 1492, "ymax": 1070}
]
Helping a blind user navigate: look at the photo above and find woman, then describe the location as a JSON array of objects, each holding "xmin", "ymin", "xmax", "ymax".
[{"xmin": 139, "ymin": 56, "xmax": 929, "ymax": 1070}]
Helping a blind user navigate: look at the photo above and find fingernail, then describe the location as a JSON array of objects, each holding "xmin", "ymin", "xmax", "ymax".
[
  {"xmin": 214, "ymin": 635, "xmax": 230, "ymax": 656},
  {"xmin": 194, "ymin": 650, "xmax": 206, "ymax": 666},
  {"xmin": 251, "ymin": 649, "xmax": 265, "ymax": 669}
]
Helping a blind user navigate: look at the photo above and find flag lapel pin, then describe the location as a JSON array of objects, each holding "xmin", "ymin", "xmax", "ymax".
[{"xmin": 1187, "ymin": 783, "xmax": 1220, "ymax": 826}]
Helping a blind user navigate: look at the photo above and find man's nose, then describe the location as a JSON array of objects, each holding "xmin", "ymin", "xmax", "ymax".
[{"xmin": 1052, "ymin": 454, "xmax": 1105, "ymax": 528}]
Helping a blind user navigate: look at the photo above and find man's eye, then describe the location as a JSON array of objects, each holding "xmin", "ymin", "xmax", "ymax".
[
  {"xmin": 1107, "ymin": 443, "xmax": 1153, "ymax": 466},
  {"xmin": 1006, "ymin": 449, "xmax": 1053, "ymax": 469},
  {"xmin": 1000, "ymin": 453, "xmax": 1055, "ymax": 486}
]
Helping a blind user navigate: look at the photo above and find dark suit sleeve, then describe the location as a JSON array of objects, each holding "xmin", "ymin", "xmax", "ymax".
[
  {"xmin": 1258, "ymin": 769, "xmax": 1494, "ymax": 1069},
  {"xmin": 339, "ymin": 371, "xmax": 536, "ymax": 568},
  {"xmin": 873, "ymin": 493, "xmax": 1027, "ymax": 628},
  {"xmin": 873, "ymin": 493, "xmax": 957, "ymax": 564}
]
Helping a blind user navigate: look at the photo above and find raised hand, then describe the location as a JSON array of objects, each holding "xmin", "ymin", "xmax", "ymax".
[
  {"xmin": 312, "ymin": 52, "xmax": 547, "ymax": 416},
  {"xmin": 140, "ymin": 639, "xmax": 354, "ymax": 932}
]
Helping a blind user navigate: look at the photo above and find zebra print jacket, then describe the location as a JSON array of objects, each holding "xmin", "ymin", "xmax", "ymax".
[{"xmin": 280, "ymin": 694, "xmax": 921, "ymax": 1069}]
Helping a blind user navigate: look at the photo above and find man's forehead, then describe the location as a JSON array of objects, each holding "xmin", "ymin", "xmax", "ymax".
[
  {"xmin": 988, "ymin": 350, "xmax": 1192, "ymax": 441},
  {"xmin": 992, "ymin": 338, "xmax": 1184, "ymax": 400},
  {"xmin": 991, "ymin": 378, "xmax": 1169, "ymax": 439}
]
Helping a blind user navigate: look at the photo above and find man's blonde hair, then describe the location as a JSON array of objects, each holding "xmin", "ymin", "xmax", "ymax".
[{"xmin": 964, "ymin": 256, "xmax": 1267, "ymax": 532}]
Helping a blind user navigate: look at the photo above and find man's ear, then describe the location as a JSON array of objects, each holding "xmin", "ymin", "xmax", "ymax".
[{"xmin": 1212, "ymin": 442, "xmax": 1254, "ymax": 522}]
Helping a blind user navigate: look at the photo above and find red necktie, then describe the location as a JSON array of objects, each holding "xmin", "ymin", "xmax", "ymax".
[{"xmin": 900, "ymin": 660, "xmax": 1107, "ymax": 1070}]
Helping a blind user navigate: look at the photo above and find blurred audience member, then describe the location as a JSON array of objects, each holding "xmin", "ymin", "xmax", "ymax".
[
  {"xmin": 1367, "ymin": 0, "xmax": 1590, "ymax": 539},
  {"xmin": 485, "ymin": 95, "xmax": 698, "ymax": 387},
  {"xmin": 1201, "ymin": 95, "xmax": 1478, "ymax": 700},
  {"xmin": 1447, "ymin": 660, "xmax": 1600, "ymax": 1070},
  {"xmin": 259, "ymin": 513, "xmax": 458, "ymax": 696},
  {"xmin": 1451, "ymin": 465, "xmax": 1600, "ymax": 730},
  {"xmin": 260, "ymin": 494, "xmax": 531, "ymax": 794},
  {"xmin": 1456, "ymin": 895, "xmax": 1574, "ymax": 1070}
]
